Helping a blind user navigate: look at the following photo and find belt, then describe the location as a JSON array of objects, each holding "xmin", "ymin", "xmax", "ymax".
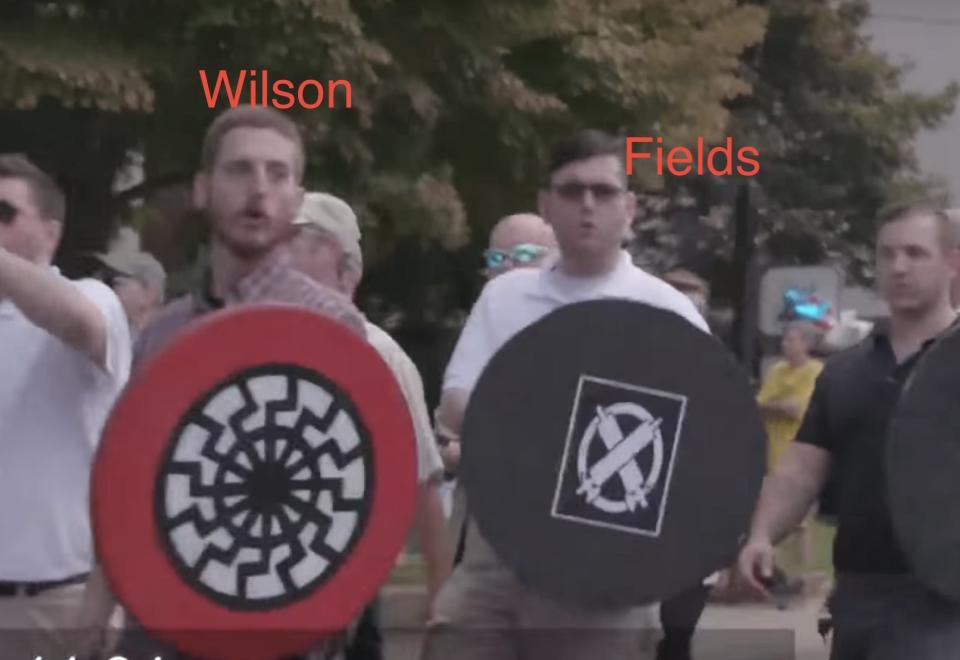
[{"xmin": 0, "ymin": 572, "xmax": 89, "ymax": 597}]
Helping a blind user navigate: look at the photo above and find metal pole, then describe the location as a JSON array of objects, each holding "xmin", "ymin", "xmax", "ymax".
[{"xmin": 731, "ymin": 182, "xmax": 760, "ymax": 379}]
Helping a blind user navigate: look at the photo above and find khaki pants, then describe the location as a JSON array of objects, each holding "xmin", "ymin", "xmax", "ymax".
[
  {"xmin": 0, "ymin": 582, "xmax": 89, "ymax": 660},
  {"xmin": 422, "ymin": 522, "xmax": 658, "ymax": 660}
]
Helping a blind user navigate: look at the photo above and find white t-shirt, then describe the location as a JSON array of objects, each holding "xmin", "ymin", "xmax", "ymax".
[
  {"xmin": 365, "ymin": 321, "xmax": 444, "ymax": 484},
  {"xmin": 444, "ymin": 251, "xmax": 709, "ymax": 394},
  {"xmin": 443, "ymin": 251, "xmax": 709, "ymax": 576},
  {"xmin": 0, "ymin": 275, "xmax": 131, "ymax": 581}
]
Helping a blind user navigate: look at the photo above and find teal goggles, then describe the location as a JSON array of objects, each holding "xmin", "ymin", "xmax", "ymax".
[{"xmin": 484, "ymin": 243, "xmax": 549, "ymax": 269}]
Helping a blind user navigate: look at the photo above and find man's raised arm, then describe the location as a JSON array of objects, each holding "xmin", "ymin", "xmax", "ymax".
[{"xmin": 0, "ymin": 247, "xmax": 112, "ymax": 370}]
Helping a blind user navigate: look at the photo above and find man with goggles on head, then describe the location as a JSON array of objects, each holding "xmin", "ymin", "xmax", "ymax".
[
  {"xmin": 437, "ymin": 214, "xmax": 556, "ymax": 534},
  {"xmin": 481, "ymin": 213, "xmax": 556, "ymax": 280}
]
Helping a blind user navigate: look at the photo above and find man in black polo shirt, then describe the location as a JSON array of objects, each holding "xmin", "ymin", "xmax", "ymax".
[{"xmin": 738, "ymin": 205, "xmax": 960, "ymax": 659}]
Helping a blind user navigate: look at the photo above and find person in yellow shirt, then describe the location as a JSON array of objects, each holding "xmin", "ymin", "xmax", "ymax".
[
  {"xmin": 757, "ymin": 321, "xmax": 824, "ymax": 471},
  {"xmin": 756, "ymin": 321, "xmax": 824, "ymax": 591}
]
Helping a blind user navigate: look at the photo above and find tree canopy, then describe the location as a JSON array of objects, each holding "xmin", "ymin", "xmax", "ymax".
[{"xmin": 1, "ymin": 0, "xmax": 955, "ymax": 323}]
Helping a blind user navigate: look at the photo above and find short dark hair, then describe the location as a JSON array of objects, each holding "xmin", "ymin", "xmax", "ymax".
[
  {"xmin": 546, "ymin": 129, "xmax": 625, "ymax": 185},
  {"xmin": 200, "ymin": 106, "xmax": 305, "ymax": 178},
  {"xmin": 0, "ymin": 154, "xmax": 66, "ymax": 222},
  {"xmin": 878, "ymin": 202, "xmax": 956, "ymax": 251}
]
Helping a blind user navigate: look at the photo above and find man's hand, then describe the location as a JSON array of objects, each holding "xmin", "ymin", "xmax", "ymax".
[
  {"xmin": 738, "ymin": 444, "xmax": 831, "ymax": 602},
  {"xmin": 737, "ymin": 534, "xmax": 776, "ymax": 600},
  {"xmin": 778, "ymin": 401, "xmax": 803, "ymax": 418},
  {"xmin": 761, "ymin": 399, "xmax": 803, "ymax": 419},
  {"xmin": 71, "ymin": 566, "xmax": 122, "ymax": 660},
  {"xmin": 435, "ymin": 388, "xmax": 467, "ymax": 474},
  {"xmin": 436, "ymin": 389, "xmax": 468, "ymax": 438},
  {"xmin": 438, "ymin": 439, "xmax": 461, "ymax": 473}
]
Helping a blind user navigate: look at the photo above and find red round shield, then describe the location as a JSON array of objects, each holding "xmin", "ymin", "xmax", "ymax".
[{"xmin": 92, "ymin": 305, "xmax": 418, "ymax": 660}]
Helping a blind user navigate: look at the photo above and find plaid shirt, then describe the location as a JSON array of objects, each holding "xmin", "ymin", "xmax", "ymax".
[
  {"xmin": 228, "ymin": 248, "xmax": 366, "ymax": 338},
  {"xmin": 134, "ymin": 248, "xmax": 365, "ymax": 369}
]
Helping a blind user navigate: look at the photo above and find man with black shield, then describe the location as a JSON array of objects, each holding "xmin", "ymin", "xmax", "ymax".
[{"xmin": 422, "ymin": 130, "xmax": 709, "ymax": 660}]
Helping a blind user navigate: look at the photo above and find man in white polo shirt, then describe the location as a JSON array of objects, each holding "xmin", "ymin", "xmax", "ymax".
[
  {"xmin": 423, "ymin": 130, "xmax": 708, "ymax": 660},
  {"xmin": 0, "ymin": 154, "xmax": 131, "ymax": 658}
]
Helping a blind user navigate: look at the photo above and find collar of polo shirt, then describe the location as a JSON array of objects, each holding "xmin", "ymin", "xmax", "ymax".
[{"xmin": 527, "ymin": 250, "xmax": 635, "ymax": 304}]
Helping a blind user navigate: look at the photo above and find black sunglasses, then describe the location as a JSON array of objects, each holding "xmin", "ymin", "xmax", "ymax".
[
  {"xmin": 551, "ymin": 182, "xmax": 625, "ymax": 203},
  {"xmin": 0, "ymin": 199, "xmax": 18, "ymax": 225}
]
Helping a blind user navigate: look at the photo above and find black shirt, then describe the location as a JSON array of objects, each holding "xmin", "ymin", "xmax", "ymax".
[{"xmin": 795, "ymin": 329, "xmax": 939, "ymax": 574}]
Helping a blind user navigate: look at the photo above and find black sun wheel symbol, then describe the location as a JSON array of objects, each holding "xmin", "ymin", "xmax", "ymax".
[{"xmin": 154, "ymin": 364, "xmax": 374, "ymax": 610}]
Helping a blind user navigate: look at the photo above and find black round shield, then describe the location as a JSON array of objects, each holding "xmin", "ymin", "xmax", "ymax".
[
  {"xmin": 460, "ymin": 299, "xmax": 766, "ymax": 609},
  {"xmin": 887, "ymin": 325, "xmax": 960, "ymax": 602}
]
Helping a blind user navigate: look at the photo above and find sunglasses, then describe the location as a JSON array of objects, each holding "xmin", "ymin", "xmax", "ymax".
[
  {"xmin": 484, "ymin": 243, "xmax": 550, "ymax": 269},
  {"xmin": 0, "ymin": 199, "xmax": 18, "ymax": 225},
  {"xmin": 551, "ymin": 182, "xmax": 625, "ymax": 203}
]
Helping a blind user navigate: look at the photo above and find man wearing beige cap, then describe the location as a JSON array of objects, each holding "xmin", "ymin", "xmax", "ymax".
[
  {"xmin": 291, "ymin": 192, "xmax": 364, "ymax": 293},
  {"xmin": 290, "ymin": 191, "xmax": 451, "ymax": 660},
  {"xmin": 92, "ymin": 246, "xmax": 167, "ymax": 336}
]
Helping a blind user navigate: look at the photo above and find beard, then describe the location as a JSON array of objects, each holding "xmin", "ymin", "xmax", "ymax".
[
  {"xmin": 216, "ymin": 231, "xmax": 272, "ymax": 260},
  {"xmin": 209, "ymin": 213, "xmax": 287, "ymax": 261}
]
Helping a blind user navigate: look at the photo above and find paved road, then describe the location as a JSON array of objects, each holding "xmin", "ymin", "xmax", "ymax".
[
  {"xmin": 381, "ymin": 586, "xmax": 832, "ymax": 660},
  {"xmin": 696, "ymin": 597, "xmax": 830, "ymax": 660}
]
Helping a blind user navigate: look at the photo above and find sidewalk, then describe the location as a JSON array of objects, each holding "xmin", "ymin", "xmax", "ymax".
[
  {"xmin": 380, "ymin": 580, "xmax": 833, "ymax": 660},
  {"xmin": 698, "ymin": 595, "xmax": 830, "ymax": 660}
]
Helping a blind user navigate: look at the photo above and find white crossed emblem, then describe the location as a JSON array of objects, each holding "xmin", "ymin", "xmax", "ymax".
[{"xmin": 575, "ymin": 402, "xmax": 664, "ymax": 514}]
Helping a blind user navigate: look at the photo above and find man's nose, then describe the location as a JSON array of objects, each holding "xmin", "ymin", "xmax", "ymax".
[
  {"xmin": 891, "ymin": 253, "xmax": 911, "ymax": 273},
  {"xmin": 579, "ymin": 189, "xmax": 597, "ymax": 211},
  {"xmin": 249, "ymin": 165, "xmax": 270, "ymax": 194}
]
